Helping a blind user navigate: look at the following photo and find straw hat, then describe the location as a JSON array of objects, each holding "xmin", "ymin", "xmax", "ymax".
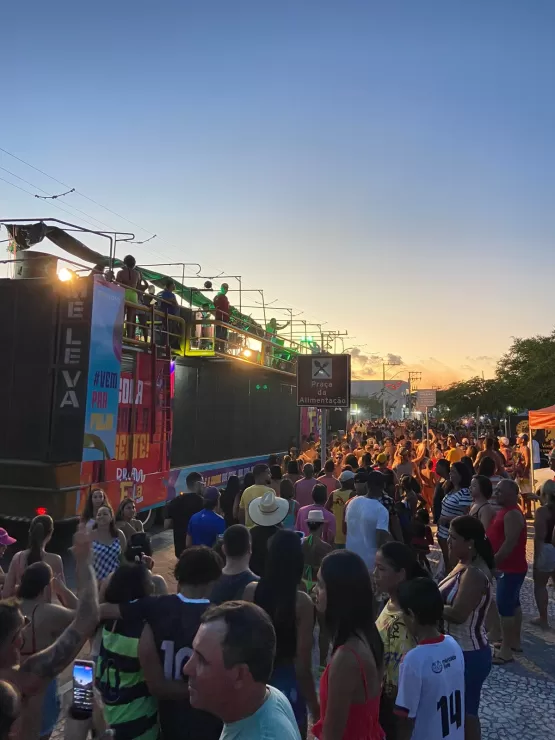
[{"xmin": 248, "ymin": 491, "xmax": 289, "ymax": 527}]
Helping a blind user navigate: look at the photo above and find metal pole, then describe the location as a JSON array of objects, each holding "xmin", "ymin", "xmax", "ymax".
[
  {"xmin": 425, "ymin": 407, "xmax": 429, "ymax": 453},
  {"xmin": 530, "ymin": 429, "xmax": 535, "ymax": 495},
  {"xmin": 476, "ymin": 406, "xmax": 480, "ymax": 444},
  {"xmin": 382, "ymin": 363, "xmax": 386, "ymax": 419},
  {"xmin": 504, "ymin": 417, "xmax": 508, "ymax": 438},
  {"xmin": 321, "ymin": 408, "xmax": 328, "ymax": 466}
]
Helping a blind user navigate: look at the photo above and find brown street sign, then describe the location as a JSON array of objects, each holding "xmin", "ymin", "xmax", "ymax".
[{"xmin": 297, "ymin": 354, "xmax": 351, "ymax": 408}]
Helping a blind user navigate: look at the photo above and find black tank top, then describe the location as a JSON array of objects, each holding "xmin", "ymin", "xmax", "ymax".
[
  {"xmin": 254, "ymin": 582, "xmax": 297, "ymax": 665},
  {"xmin": 120, "ymin": 594, "xmax": 222, "ymax": 740},
  {"xmin": 545, "ymin": 508, "xmax": 555, "ymax": 544}
]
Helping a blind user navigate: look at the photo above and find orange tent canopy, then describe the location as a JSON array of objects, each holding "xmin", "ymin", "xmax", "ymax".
[{"xmin": 529, "ymin": 404, "xmax": 555, "ymax": 430}]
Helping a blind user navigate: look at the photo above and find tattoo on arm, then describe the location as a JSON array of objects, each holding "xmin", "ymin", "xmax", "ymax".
[
  {"xmin": 23, "ymin": 627, "xmax": 84, "ymax": 680},
  {"xmin": 23, "ymin": 556, "xmax": 99, "ymax": 681}
]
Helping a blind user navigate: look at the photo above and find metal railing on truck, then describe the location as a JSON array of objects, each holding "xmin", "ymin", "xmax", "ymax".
[{"xmin": 184, "ymin": 317, "xmax": 306, "ymax": 377}]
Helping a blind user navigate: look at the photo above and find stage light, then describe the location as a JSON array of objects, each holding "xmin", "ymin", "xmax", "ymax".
[
  {"xmin": 242, "ymin": 349, "xmax": 252, "ymax": 358},
  {"xmin": 58, "ymin": 267, "xmax": 74, "ymax": 282}
]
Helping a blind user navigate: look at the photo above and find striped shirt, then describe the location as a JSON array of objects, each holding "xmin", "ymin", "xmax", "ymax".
[
  {"xmin": 96, "ymin": 619, "xmax": 159, "ymax": 740},
  {"xmin": 438, "ymin": 488, "xmax": 472, "ymax": 539},
  {"xmin": 439, "ymin": 566, "xmax": 491, "ymax": 651}
]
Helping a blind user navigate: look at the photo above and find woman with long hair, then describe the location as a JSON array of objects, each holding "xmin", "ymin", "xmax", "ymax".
[
  {"xmin": 81, "ymin": 488, "xmax": 108, "ymax": 530},
  {"xmin": 283, "ymin": 459, "xmax": 303, "ymax": 485},
  {"xmin": 437, "ymin": 461, "xmax": 473, "ymax": 573},
  {"xmin": 439, "ymin": 516, "xmax": 494, "ymax": 740},
  {"xmin": 269, "ymin": 464, "xmax": 283, "ymax": 495},
  {"xmin": 219, "ymin": 475, "xmax": 241, "ymax": 527},
  {"xmin": 279, "ymin": 478, "xmax": 300, "ymax": 530},
  {"xmin": 244, "ymin": 529, "xmax": 318, "ymax": 738},
  {"xmin": 17, "ymin": 562, "xmax": 77, "ymax": 740},
  {"xmin": 92, "ymin": 504, "xmax": 127, "ymax": 584},
  {"xmin": 313, "ymin": 550, "xmax": 384, "ymax": 740},
  {"xmin": 532, "ymin": 479, "xmax": 555, "ymax": 629},
  {"xmin": 469, "ymin": 475, "xmax": 496, "ymax": 530},
  {"xmin": 96, "ymin": 563, "xmax": 159, "ymax": 740},
  {"xmin": 2, "ymin": 515, "xmax": 66, "ymax": 602},
  {"xmin": 374, "ymin": 542, "xmax": 428, "ymax": 739},
  {"xmin": 115, "ymin": 498, "xmax": 144, "ymax": 541}
]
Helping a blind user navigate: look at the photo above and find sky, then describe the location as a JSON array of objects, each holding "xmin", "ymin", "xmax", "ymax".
[{"xmin": 2, "ymin": 1, "xmax": 555, "ymax": 387}]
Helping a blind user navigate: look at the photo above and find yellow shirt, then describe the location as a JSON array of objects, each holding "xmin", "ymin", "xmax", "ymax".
[
  {"xmin": 376, "ymin": 601, "xmax": 416, "ymax": 699},
  {"xmin": 239, "ymin": 484, "xmax": 274, "ymax": 528},
  {"xmin": 445, "ymin": 447, "xmax": 463, "ymax": 464},
  {"xmin": 330, "ymin": 488, "xmax": 351, "ymax": 545}
]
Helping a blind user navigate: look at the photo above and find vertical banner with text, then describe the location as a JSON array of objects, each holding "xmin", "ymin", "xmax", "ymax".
[{"xmin": 82, "ymin": 277, "xmax": 125, "ymax": 461}]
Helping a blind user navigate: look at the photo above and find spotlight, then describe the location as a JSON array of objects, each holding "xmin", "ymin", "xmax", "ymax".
[
  {"xmin": 242, "ymin": 349, "xmax": 252, "ymax": 358},
  {"xmin": 204, "ymin": 280, "xmax": 213, "ymax": 290},
  {"xmin": 58, "ymin": 267, "xmax": 74, "ymax": 282}
]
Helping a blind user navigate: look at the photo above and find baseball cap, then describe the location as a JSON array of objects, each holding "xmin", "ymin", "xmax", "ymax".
[
  {"xmin": 354, "ymin": 470, "xmax": 369, "ymax": 484},
  {"xmin": 203, "ymin": 486, "xmax": 220, "ymax": 503},
  {"xmin": 307, "ymin": 509, "xmax": 325, "ymax": 523},
  {"xmin": 0, "ymin": 528, "xmax": 16, "ymax": 547},
  {"xmin": 339, "ymin": 470, "xmax": 355, "ymax": 484},
  {"xmin": 498, "ymin": 437, "xmax": 509, "ymax": 446},
  {"xmin": 376, "ymin": 453, "xmax": 388, "ymax": 464}
]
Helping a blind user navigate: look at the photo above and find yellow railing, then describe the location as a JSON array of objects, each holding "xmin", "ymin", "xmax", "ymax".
[
  {"xmin": 122, "ymin": 299, "xmax": 186, "ymax": 356},
  {"xmin": 185, "ymin": 319, "xmax": 302, "ymax": 376}
]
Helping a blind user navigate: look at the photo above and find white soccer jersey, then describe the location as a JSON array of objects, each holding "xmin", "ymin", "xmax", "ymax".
[{"xmin": 395, "ymin": 635, "xmax": 465, "ymax": 740}]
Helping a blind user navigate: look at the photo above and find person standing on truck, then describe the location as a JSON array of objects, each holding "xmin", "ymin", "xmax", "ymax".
[
  {"xmin": 165, "ymin": 472, "xmax": 204, "ymax": 557},
  {"xmin": 116, "ymin": 255, "xmax": 141, "ymax": 339},
  {"xmin": 213, "ymin": 282, "xmax": 230, "ymax": 352}
]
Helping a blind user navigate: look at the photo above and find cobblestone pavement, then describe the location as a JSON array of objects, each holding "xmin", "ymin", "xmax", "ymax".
[{"xmin": 51, "ymin": 528, "xmax": 555, "ymax": 739}]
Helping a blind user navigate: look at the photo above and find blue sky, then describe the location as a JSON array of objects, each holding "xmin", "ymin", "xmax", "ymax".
[{"xmin": 2, "ymin": 1, "xmax": 555, "ymax": 385}]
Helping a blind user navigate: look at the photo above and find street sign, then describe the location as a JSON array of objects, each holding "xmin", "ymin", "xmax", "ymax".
[
  {"xmin": 297, "ymin": 354, "xmax": 351, "ymax": 408},
  {"xmin": 416, "ymin": 389, "xmax": 437, "ymax": 410}
]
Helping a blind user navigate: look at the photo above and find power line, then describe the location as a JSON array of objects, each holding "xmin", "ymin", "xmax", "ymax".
[
  {"xmin": 0, "ymin": 145, "xmax": 191, "ymax": 267},
  {"xmin": 0, "ymin": 164, "xmax": 116, "ymax": 231},
  {"xmin": 0, "ymin": 145, "xmax": 155, "ymax": 235},
  {"xmin": 0, "ymin": 174, "xmax": 110, "ymax": 231}
]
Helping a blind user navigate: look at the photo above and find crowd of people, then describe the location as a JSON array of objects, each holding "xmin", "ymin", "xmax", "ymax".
[{"xmin": 0, "ymin": 418, "xmax": 553, "ymax": 740}]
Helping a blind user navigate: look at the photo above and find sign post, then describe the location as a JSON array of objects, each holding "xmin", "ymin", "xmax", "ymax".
[
  {"xmin": 416, "ymin": 390, "xmax": 436, "ymax": 450},
  {"xmin": 297, "ymin": 354, "xmax": 351, "ymax": 459},
  {"xmin": 296, "ymin": 354, "xmax": 351, "ymax": 409}
]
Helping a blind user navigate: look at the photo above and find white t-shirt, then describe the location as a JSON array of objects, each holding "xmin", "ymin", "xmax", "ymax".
[
  {"xmin": 345, "ymin": 496, "xmax": 389, "ymax": 569},
  {"xmin": 395, "ymin": 635, "xmax": 465, "ymax": 740}
]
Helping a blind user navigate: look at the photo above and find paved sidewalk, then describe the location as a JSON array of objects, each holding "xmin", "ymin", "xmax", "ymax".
[{"xmin": 51, "ymin": 528, "xmax": 555, "ymax": 739}]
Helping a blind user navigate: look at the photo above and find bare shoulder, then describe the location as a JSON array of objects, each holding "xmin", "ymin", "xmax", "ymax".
[
  {"xmin": 328, "ymin": 644, "xmax": 361, "ymax": 678},
  {"xmin": 242, "ymin": 581, "xmax": 257, "ymax": 601},
  {"xmin": 296, "ymin": 589, "xmax": 314, "ymax": 612}
]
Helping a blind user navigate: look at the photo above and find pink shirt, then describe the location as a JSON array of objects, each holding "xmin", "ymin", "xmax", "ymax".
[
  {"xmin": 317, "ymin": 474, "xmax": 340, "ymax": 496},
  {"xmin": 294, "ymin": 477, "xmax": 317, "ymax": 508},
  {"xmin": 295, "ymin": 504, "xmax": 336, "ymax": 543}
]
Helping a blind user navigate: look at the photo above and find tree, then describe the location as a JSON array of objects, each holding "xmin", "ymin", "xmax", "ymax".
[
  {"xmin": 437, "ymin": 330, "xmax": 555, "ymax": 417},
  {"xmin": 437, "ymin": 377, "xmax": 508, "ymax": 418},
  {"xmin": 496, "ymin": 331, "xmax": 555, "ymax": 410}
]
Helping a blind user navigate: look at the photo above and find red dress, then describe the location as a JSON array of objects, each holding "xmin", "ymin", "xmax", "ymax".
[{"xmin": 313, "ymin": 646, "xmax": 384, "ymax": 740}]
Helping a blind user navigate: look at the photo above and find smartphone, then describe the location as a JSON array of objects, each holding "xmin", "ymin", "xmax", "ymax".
[{"xmin": 71, "ymin": 660, "xmax": 94, "ymax": 717}]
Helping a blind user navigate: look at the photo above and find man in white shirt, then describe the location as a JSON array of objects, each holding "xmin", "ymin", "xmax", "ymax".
[
  {"xmin": 344, "ymin": 471, "xmax": 390, "ymax": 569},
  {"xmin": 395, "ymin": 578, "xmax": 465, "ymax": 740}
]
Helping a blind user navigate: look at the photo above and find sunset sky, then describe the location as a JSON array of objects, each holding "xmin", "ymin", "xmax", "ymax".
[{"xmin": 2, "ymin": 1, "xmax": 554, "ymax": 388}]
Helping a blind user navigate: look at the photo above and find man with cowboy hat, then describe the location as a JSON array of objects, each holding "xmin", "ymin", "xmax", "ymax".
[{"xmin": 247, "ymin": 491, "xmax": 289, "ymax": 577}]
